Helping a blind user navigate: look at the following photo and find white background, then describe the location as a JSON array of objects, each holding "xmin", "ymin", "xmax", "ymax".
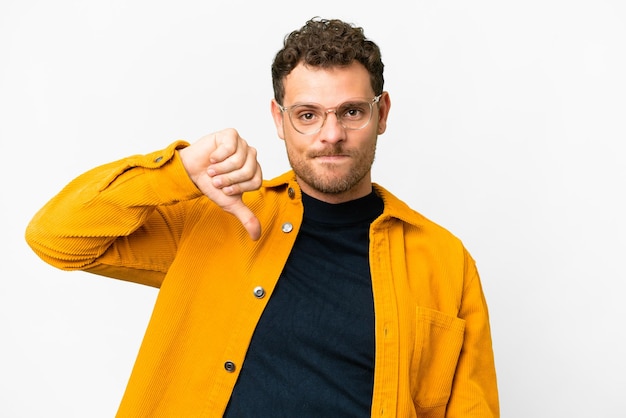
[{"xmin": 1, "ymin": 1, "xmax": 625, "ymax": 417}]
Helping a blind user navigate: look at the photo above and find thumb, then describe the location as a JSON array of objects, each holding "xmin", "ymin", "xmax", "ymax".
[{"xmin": 225, "ymin": 199, "xmax": 262, "ymax": 241}]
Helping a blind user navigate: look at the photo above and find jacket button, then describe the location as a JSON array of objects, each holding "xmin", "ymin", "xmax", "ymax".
[
  {"xmin": 288, "ymin": 187, "xmax": 295, "ymax": 199},
  {"xmin": 253, "ymin": 286, "xmax": 266, "ymax": 298},
  {"xmin": 154, "ymin": 156, "xmax": 163, "ymax": 163},
  {"xmin": 282, "ymin": 222, "xmax": 293, "ymax": 233},
  {"xmin": 224, "ymin": 361, "xmax": 236, "ymax": 372}
]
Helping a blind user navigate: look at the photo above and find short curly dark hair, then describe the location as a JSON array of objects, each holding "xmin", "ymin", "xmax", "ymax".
[{"xmin": 271, "ymin": 17, "xmax": 384, "ymax": 104}]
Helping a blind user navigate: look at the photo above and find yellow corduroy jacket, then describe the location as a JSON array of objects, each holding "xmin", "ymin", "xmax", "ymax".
[{"xmin": 25, "ymin": 141, "xmax": 499, "ymax": 417}]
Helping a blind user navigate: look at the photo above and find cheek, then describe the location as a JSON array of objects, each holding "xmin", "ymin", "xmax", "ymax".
[
  {"xmin": 356, "ymin": 129, "xmax": 379, "ymax": 148},
  {"xmin": 283, "ymin": 135, "xmax": 308, "ymax": 153}
]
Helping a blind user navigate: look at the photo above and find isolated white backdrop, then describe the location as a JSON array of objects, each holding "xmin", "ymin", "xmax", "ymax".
[{"xmin": 1, "ymin": 1, "xmax": 625, "ymax": 417}]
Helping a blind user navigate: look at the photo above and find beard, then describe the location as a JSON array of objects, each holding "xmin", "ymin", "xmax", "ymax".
[{"xmin": 286, "ymin": 142, "xmax": 377, "ymax": 195}]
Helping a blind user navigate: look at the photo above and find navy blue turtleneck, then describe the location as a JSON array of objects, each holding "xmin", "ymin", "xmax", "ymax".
[{"xmin": 224, "ymin": 190, "xmax": 384, "ymax": 417}]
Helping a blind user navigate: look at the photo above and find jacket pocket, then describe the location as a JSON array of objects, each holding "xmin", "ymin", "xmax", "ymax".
[{"xmin": 410, "ymin": 306, "xmax": 466, "ymax": 409}]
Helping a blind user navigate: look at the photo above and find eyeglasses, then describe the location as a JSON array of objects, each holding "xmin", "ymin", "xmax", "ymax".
[{"xmin": 277, "ymin": 94, "xmax": 382, "ymax": 135}]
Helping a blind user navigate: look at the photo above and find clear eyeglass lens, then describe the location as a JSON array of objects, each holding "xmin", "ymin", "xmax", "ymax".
[{"xmin": 288, "ymin": 100, "xmax": 374, "ymax": 134}]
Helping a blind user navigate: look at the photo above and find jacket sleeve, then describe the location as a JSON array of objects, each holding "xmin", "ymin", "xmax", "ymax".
[
  {"xmin": 24, "ymin": 140, "xmax": 202, "ymax": 288},
  {"xmin": 446, "ymin": 249, "xmax": 500, "ymax": 417}
]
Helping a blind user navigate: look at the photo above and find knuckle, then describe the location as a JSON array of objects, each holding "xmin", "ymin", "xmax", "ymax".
[{"xmin": 222, "ymin": 141, "xmax": 237, "ymax": 154}]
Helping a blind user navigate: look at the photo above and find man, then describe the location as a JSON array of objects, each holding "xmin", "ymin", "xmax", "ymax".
[{"xmin": 25, "ymin": 17, "xmax": 499, "ymax": 417}]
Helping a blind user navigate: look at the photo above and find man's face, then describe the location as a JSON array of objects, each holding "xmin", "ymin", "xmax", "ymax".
[{"xmin": 271, "ymin": 62, "xmax": 390, "ymax": 203}]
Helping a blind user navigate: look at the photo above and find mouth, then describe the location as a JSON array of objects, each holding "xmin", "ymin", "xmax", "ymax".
[
  {"xmin": 313, "ymin": 154, "xmax": 350, "ymax": 163},
  {"xmin": 310, "ymin": 147, "xmax": 350, "ymax": 159}
]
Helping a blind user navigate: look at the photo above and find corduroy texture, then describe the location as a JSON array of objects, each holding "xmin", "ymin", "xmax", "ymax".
[{"xmin": 25, "ymin": 141, "xmax": 499, "ymax": 417}]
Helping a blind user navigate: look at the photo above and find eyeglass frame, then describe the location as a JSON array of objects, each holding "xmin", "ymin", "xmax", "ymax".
[{"xmin": 277, "ymin": 94, "xmax": 383, "ymax": 135}]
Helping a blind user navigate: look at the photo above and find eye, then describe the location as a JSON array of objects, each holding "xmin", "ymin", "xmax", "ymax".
[
  {"xmin": 293, "ymin": 105, "xmax": 322, "ymax": 125},
  {"xmin": 340, "ymin": 102, "xmax": 369, "ymax": 120}
]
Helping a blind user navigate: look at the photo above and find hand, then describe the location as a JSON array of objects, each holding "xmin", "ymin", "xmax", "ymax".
[{"xmin": 179, "ymin": 128, "xmax": 262, "ymax": 240}]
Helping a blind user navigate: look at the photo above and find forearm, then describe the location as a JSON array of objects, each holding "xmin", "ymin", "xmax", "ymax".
[{"xmin": 25, "ymin": 141, "xmax": 202, "ymax": 285}]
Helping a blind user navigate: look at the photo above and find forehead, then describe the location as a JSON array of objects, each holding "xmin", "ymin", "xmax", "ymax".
[{"xmin": 282, "ymin": 62, "xmax": 374, "ymax": 105}]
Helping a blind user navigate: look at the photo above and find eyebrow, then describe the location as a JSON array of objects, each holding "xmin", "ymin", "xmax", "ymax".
[{"xmin": 286, "ymin": 97, "xmax": 373, "ymax": 107}]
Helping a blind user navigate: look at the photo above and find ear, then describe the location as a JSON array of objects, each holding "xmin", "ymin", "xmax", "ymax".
[
  {"xmin": 270, "ymin": 99, "xmax": 286, "ymax": 140},
  {"xmin": 376, "ymin": 92, "xmax": 391, "ymax": 135}
]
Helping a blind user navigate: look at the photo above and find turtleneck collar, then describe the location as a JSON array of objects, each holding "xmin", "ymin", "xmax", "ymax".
[{"xmin": 301, "ymin": 190, "xmax": 384, "ymax": 226}]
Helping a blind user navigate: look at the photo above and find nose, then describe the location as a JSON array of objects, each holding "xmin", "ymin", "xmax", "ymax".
[{"xmin": 319, "ymin": 110, "xmax": 345, "ymax": 143}]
